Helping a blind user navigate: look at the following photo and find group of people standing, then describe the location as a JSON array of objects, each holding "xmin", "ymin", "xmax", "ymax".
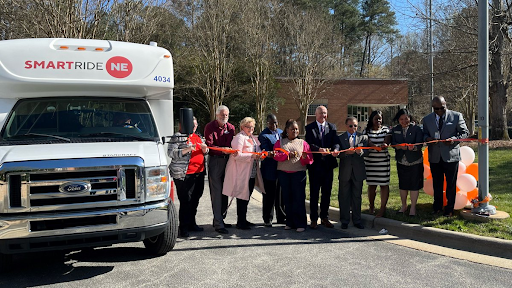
[{"xmin": 168, "ymin": 95, "xmax": 469, "ymax": 237}]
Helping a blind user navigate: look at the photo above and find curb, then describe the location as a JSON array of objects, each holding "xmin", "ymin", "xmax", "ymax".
[{"xmin": 306, "ymin": 200, "xmax": 512, "ymax": 259}]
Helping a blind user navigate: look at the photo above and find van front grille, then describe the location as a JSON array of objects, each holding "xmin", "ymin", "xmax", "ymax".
[{"xmin": 0, "ymin": 157, "xmax": 144, "ymax": 213}]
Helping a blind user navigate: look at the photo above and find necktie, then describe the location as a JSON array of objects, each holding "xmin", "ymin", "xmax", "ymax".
[
  {"xmin": 350, "ymin": 134, "xmax": 355, "ymax": 148},
  {"xmin": 320, "ymin": 125, "xmax": 325, "ymax": 146},
  {"xmin": 438, "ymin": 117, "xmax": 444, "ymax": 131}
]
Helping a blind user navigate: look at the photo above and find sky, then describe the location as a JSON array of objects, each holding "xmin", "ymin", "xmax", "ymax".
[{"xmin": 388, "ymin": 0, "xmax": 426, "ymax": 34}]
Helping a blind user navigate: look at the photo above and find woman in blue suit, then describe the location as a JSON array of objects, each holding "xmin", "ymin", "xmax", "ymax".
[{"xmin": 390, "ymin": 109, "xmax": 424, "ymax": 216}]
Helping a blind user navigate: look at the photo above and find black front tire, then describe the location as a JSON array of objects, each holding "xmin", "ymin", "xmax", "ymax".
[
  {"xmin": 143, "ymin": 201, "xmax": 178, "ymax": 256},
  {"xmin": 0, "ymin": 253, "xmax": 13, "ymax": 272}
]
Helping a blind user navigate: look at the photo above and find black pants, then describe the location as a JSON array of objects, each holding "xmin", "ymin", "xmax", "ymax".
[
  {"xmin": 262, "ymin": 178, "xmax": 285, "ymax": 223},
  {"xmin": 308, "ymin": 166, "xmax": 333, "ymax": 221},
  {"xmin": 278, "ymin": 171, "xmax": 307, "ymax": 229},
  {"xmin": 237, "ymin": 178, "xmax": 255, "ymax": 225},
  {"xmin": 430, "ymin": 160, "xmax": 459, "ymax": 213},
  {"xmin": 174, "ymin": 172, "xmax": 205, "ymax": 233},
  {"xmin": 208, "ymin": 156, "xmax": 229, "ymax": 229}
]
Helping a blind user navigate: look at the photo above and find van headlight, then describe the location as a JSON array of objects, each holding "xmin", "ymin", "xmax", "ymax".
[{"xmin": 145, "ymin": 166, "xmax": 169, "ymax": 201}]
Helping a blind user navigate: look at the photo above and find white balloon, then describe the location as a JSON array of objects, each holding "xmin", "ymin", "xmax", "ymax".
[
  {"xmin": 457, "ymin": 161, "xmax": 467, "ymax": 176},
  {"xmin": 454, "ymin": 192, "xmax": 470, "ymax": 210},
  {"xmin": 460, "ymin": 146, "xmax": 475, "ymax": 166},
  {"xmin": 457, "ymin": 174, "xmax": 477, "ymax": 193}
]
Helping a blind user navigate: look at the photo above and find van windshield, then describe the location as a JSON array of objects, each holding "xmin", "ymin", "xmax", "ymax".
[{"xmin": 1, "ymin": 97, "xmax": 159, "ymax": 143}]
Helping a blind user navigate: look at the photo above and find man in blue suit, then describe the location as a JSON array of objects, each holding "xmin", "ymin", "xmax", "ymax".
[
  {"xmin": 423, "ymin": 96, "xmax": 469, "ymax": 216},
  {"xmin": 259, "ymin": 114, "xmax": 285, "ymax": 226}
]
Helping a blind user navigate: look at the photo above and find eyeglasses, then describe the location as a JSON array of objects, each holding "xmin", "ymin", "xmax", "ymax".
[
  {"xmin": 433, "ymin": 107, "xmax": 445, "ymax": 111},
  {"xmin": 348, "ymin": 125, "xmax": 358, "ymax": 128}
]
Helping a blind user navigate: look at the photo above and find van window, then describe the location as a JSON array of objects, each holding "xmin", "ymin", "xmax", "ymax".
[{"xmin": 1, "ymin": 97, "xmax": 159, "ymax": 143}]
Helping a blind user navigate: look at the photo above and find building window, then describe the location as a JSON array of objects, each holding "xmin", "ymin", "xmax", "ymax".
[
  {"xmin": 347, "ymin": 105, "xmax": 368, "ymax": 123},
  {"xmin": 307, "ymin": 102, "xmax": 328, "ymax": 116}
]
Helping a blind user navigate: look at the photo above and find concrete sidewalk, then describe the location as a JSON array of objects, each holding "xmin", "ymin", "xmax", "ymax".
[{"xmin": 303, "ymin": 199, "xmax": 512, "ymax": 260}]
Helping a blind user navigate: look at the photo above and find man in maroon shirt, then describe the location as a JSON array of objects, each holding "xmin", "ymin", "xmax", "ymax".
[{"xmin": 204, "ymin": 105, "xmax": 236, "ymax": 234}]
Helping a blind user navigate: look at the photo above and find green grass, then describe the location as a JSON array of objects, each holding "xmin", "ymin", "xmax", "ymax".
[{"xmin": 306, "ymin": 148, "xmax": 512, "ymax": 240}]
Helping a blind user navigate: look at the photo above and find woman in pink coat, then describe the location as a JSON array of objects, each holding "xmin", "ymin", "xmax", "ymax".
[{"xmin": 222, "ymin": 117, "xmax": 265, "ymax": 230}]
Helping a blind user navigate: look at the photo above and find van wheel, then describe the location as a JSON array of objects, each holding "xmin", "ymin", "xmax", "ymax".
[
  {"xmin": 0, "ymin": 253, "xmax": 12, "ymax": 272},
  {"xmin": 143, "ymin": 201, "xmax": 178, "ymax": 256}
]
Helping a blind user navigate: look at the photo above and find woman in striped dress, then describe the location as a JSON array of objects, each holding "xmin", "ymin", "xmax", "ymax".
[{"xmin": 363, "ymin": 110, "xmax": 391, "ymax": 217}]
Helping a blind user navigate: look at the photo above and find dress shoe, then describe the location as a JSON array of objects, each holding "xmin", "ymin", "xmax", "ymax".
[
  {"xmin": 188, "ymin": 224, "xmax": 204, "ymax": 232},
  {"xmin": 284, "ymin": 226, "xmax": 292, "ymax": 230},
  {"xmin": 431, "ymin": 210, "xmax": 442, "ymax": 215},
  {"xmin": 443, "ymin": 212, "xmax": 453, "ymax": 217},
  {"xmin": 341, "ymin": 223, "xmax": 348, "ymax": 229},
  {"xmin": 354, "ymin": 223, "xmax": 364, "ymax": 229},
  {"xmin": 245, "ymin": 221, "xmax": 256, "ymax": 227},
  {"xmin": 236, "ymin": 223, "xmax": 251, "ymax": 230},
  {"xmin": 321, "ymin": 218, "xmax": 334, "ymax": 228},
  {"xmin": 213, "ymin": 221, "xmax": 232, "ymax": 228},
  {"xmin": 179, "ymin": 229, "xmax": 189, "ymax": 237},
  {"xmin": 264, "ymin": 221, "xmax": 273, "ymax": 227},
  {"xmin": 215, "ymin": 228, "xmax": 229, "ymax": 234},
  {"xmin": 296, "ymin": 228, "xmax": 305, "ymax": 232},
  {"xmin": 310, "ymin": 222, "xmax": 318, "ymax": 229}
]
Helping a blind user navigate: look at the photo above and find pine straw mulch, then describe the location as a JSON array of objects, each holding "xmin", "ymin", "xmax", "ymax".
[{"xmin": 461, "ymin": 140, "xmax": 512, "ymax": 149}]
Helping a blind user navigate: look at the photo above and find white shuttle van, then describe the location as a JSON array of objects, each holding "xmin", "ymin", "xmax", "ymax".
[{"xmin": 0, "ymin": 38, "xmax": 178, "ymax": 266}]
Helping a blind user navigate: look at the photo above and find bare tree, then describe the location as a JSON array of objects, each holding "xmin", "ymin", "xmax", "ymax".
[
  {"xmin": 276, "ymin": 5, "xmax": 336, "ymax": 130},
  {"xmin": 178, "ymin": 0, "xmax": 242, "ymax": 121},
  {"xmin": 239, "ymin": 0, "xmax": 280, "ymax": 132}
]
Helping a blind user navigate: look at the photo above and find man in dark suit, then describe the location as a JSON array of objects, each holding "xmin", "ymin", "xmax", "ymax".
[
  {"xmin": 334, "ymin": 117, "xmax": 369, "ymax": 229},
  {"xmin": 305, "ymin": 106, "xmax": 340, "ymax": 229},
  {"xmin": 422, "ymin": 96, "xmax": 469, "ymax": 216},
  {"xmin": 259, "ymin": 114, "xmax": 285, "ymax": 227}
]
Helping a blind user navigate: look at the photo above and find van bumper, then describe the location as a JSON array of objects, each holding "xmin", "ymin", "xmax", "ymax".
[{"xmin": 0, "ymin": 200, "xmax": 172, "ymax": 254}]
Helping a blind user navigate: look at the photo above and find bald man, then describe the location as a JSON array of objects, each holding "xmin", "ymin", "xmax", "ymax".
[
  {"xmin": 422, "ymin": 96, "xmax": 469, "ymax": 217},
  {"xmin": 305, "ymin": 106, "xmax": 340, "ymax": 228}
]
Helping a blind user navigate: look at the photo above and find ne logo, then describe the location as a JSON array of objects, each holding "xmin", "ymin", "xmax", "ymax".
[{"xmin": 106, "ymin": 56, "xmax": 133, "ymax": 78}]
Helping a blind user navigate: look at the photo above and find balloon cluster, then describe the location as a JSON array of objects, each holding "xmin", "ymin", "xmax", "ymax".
[{"xmin": 423, "ymin": 146, "xmax": 479, "ymax": 210}]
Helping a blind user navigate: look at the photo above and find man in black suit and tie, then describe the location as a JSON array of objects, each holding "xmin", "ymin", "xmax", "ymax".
[
  {"xmin": 422, "ymin": 96, "xmax": 469, "ymax": 216},
  {"xmin": 305, "ymin": 106, "xmax": 340, "ymax": 229}
]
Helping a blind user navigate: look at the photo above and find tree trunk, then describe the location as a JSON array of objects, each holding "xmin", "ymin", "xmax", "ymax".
[{"xmin": 489, "ymin": 0, "xmax": 510, "ymax": 140}]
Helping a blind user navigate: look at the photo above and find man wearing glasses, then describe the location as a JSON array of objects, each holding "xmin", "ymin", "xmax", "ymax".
[
  {"xmin": 333, "ymin": 117, "xmax": 368, "ymax": 229},
  {"xmin": 422, "ymin": 96, "xmax": 469, "ymax": 217}
]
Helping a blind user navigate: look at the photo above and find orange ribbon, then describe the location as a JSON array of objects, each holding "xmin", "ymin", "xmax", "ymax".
[
  {"xmin": 470, "ymin": 195, "xmax": 491, "ymax": 208},
  {"xmin": 207, "ymin": 138, "xmax": 483, "ymax": 158}
]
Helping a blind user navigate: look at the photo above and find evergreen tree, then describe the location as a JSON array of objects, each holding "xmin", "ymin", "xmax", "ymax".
[{"xmin": 360, "ymin": 0, "xmax": 398, "ymax": 77}]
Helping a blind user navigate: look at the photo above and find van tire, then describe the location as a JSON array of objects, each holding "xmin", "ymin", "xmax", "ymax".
[
  {"xmin": 0, "ymin": 253, "xmax": 12, "ymax": 271},
  {"xmin": 143, "ymin": 201, "xmax": 178, "ymax": 256}
]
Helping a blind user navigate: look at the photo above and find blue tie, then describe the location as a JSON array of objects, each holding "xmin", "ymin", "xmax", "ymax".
[{"xmin": 320, "ymin": 125, "xmax": 325, "ymax": 147}]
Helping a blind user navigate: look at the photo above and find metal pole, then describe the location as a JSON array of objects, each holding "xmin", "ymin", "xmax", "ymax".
[
  {"xmin": 429, "ymin": 0, "xmax": 434, "ymax": 102},
  {"xmin": 474, "ymin": 0, "xmax": 495, "ymax": 215}
]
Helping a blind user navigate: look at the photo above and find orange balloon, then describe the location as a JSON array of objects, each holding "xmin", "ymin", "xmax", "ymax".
[
  {"xmin": 423, "ymin": 147, "xmax": 429, "ymax": 166},
  {"xmin": 466, "ymin": 188, "xmax": 478, "ymax": 201},
  {"xmin": 466, "ymin": 163, "xmax": 479, "ymax": 181}
]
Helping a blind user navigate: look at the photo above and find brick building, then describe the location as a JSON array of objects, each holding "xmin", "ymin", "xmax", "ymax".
[{"xmin": 274, "ymin": 78, "xmax": 408, "ymax": 133}]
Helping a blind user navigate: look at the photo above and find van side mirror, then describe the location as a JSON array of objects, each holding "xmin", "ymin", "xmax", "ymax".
[{"xmin": 180, "ymin": 108, "xmax": 194, "ymax": 135}]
